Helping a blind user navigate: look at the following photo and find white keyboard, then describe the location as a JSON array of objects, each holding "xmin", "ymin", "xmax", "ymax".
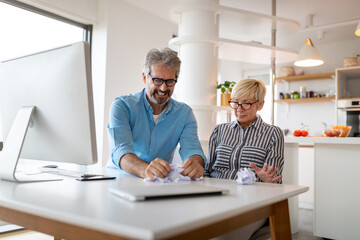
[
  {"xmin": 14, "ymin": 171, "xmax": 63, "ymax": 182},
  {"xmin": 40, "ymin": 167, "xmax": 102, "ymax": 178}
]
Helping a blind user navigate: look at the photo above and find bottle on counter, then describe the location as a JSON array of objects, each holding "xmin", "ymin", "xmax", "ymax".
[{"xmin": 300, "ymin": 86, "xmax": 306, "ymax": 98}]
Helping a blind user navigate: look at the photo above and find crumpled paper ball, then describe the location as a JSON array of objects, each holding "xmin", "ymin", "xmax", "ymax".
[
  {"xmin": 236, "ymin": 168, "xmax": 256, "ymax": 185},
  {"xmin": 144, "ymin": 164, "xmax": 203, "ymax": 183}
]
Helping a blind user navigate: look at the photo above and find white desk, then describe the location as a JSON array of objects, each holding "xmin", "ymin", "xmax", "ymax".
[{"xmin": 0, "ymin": 170, "xmax": 308, "ymax": 240}]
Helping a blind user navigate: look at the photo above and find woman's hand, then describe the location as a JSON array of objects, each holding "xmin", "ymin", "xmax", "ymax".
[{"xmin": 249, "ymin": 162, "xmax": 282, "ymax": 183}]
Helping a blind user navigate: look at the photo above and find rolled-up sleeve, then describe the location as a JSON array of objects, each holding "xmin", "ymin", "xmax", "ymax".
[
  {"xmin": 107, "ymin": 100, "xmax": 135, "ymax": 169},
  {"xmin": 204, "ymin": 125, "xmax": 218, "ymax": 177},
  {"xmin": 178, "ymin": 109, "xmax": 206, "ymax": 164},
  {"xmin": 264, "ymin": 126, "xmax": 284, "ymax": 183}
]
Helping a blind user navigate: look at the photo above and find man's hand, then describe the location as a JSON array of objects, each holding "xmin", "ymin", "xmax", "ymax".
[
  {"xmin": 144, "ymin": 158, "xmax": 171, "ymax": 180},
  {"xmin": 249, "ymin": 162, "xmax": 282, "ymax": 183},
  {"xmin": 181, "ymin": 155, "xmax": 204, "ymax": 178}
]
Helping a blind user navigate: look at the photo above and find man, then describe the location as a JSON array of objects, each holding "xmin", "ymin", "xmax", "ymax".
[{"xmin": 107, "ymin": 47, "xmax": 205, "ymax": 180}]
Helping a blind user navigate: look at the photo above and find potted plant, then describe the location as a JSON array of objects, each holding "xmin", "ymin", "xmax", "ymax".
[{"xmin": 217, "ymin": 81, "xmax": 236, "ymax": 106}]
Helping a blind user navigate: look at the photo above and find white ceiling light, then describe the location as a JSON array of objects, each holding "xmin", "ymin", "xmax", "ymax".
[
  {"xmin": 294, "ymin": 38, "xmax": 324, "ymax": 67},
  {"xmin": 355, "ymin": 21, "xmax": 360, "ymax": 36}
]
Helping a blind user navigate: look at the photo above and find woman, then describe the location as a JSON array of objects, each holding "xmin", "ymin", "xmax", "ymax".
[{"xmin": 205, "ymin": 78, "xmax": 284, "ymax": 240}]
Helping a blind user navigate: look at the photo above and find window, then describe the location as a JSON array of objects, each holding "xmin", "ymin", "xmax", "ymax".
[
  {"xmin": 0, "ymin": 0, "xmax": 92, "ymax": 140},
  {"xmin": 0, "ymin": 0, "xmax": 91, "ymax": 61}
]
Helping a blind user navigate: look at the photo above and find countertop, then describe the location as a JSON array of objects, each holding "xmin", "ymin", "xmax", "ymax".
[{"xmin": 285, "ymin": 136, "xmax": 360, "ymax": 145}]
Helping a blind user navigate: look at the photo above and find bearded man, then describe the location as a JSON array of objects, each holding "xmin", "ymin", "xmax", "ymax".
[{"xmin": 106, "ymin": 48, "xmax": 205, "ymax": 180}]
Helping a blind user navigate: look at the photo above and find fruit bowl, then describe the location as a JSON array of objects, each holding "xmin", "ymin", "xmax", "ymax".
[
  {"xmin": 331, "ymin": 126, "xmax": 352, "ymax": 137},
  {"xmin": 323, "ymin": 129, "xmax": 342, "ymax": 137}
]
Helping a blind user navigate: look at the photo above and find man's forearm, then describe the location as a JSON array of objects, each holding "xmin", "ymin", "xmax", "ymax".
[{"xmin": 120, "ymin": 153, "xmax": 149, "ymax": 178}]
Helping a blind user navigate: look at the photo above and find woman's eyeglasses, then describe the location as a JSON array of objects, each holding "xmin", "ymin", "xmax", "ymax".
[
  {"xmin": 228, "ymin": 100, "xmax": 258, "ymax": 110},
  {"xmin": 148, "ymin": 75, "xmax": 177, "ymax": 87}
]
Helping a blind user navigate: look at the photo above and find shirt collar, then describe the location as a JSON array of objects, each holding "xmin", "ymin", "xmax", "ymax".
[{"xmin": 231, "ymin": 114, "xmax": 263, "ymax": 130}]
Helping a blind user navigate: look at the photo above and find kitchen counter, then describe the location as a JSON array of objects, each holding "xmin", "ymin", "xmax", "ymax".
[
  {"xmin": 284, "ymin": 136, "xmax": 360, "ymax": 239},
  {"xmin": 285, "ymin": 136, "xmax": 360, "ymax": 145}
]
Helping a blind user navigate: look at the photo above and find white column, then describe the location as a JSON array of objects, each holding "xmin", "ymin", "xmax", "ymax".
[{"xmin": 172, "ymin": 0, "xmax": 219, "ymax": 141}]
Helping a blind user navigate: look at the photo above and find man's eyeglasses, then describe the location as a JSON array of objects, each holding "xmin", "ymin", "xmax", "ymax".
[
  {"xmin": 228, "ymin": 100, "xmax": 258, "ymax": 110},
  {"xmin": 148, "ymin": 75, "xmax": 177, "ymax": 87}
]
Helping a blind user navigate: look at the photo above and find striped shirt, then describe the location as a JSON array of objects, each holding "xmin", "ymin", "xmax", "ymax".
[{"xmin": 204, "ymin": 116, "xmax": 284, "ymax": 183}]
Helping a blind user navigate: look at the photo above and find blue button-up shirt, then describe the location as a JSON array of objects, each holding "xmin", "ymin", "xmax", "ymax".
[{"xmin": 107, "ymin": 89, "xmax": 206, "ymax": 169}]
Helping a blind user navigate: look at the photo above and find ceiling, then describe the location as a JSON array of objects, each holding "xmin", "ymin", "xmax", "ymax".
[{"xmin": 124, "ymin": 0, "xmax": 360, "ymax": 52}]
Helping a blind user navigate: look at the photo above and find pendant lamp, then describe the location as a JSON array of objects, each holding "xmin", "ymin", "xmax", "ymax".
[
  {"xmin": 294, "ymin": 38, "xmax": 323, "ymax": 67},
  {"xmin": 355, "ymin": 22, "xmax": 360, "ymax": 36}
]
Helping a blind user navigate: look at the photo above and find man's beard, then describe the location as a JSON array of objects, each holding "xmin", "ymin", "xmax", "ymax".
[{"xmin": 148, "ymin": 89, "xmax": 171, "ymax": 106}]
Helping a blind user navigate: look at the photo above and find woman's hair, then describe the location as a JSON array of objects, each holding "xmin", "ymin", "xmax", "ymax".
[
  {"xmin": 231, "ymin": 78, "xmax": 266, "ymax": 101},
  {"xmin": 143, "ymin": 47, "xmax": 181, "ymax": 78}
]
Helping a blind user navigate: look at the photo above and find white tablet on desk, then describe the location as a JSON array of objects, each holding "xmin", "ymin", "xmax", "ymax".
[{"xmin": 109, "ymin": 184, "xmax": 229, "ymax": 201}]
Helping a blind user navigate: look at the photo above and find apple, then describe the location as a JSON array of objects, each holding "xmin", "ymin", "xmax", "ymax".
[
  {"xmin": 301, "ymin": 130, "xmax": 308, "ymax": 137},
  {"xmin": 293, "ymin": 130, "xmax": 301, "ymax": 137}
]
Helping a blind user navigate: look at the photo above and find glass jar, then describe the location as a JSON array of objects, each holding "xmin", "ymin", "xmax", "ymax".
[
  {"xmin": 300, "ymin": 86, "xmax": 306, "ymax": 98},
  {"xmin": 291, "ymin": 91, "xmax": 300, "ymax": 99}
]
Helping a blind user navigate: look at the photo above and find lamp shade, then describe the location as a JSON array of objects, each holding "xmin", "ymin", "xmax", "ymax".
[
  {"xmin": 355, "ymin": 22, "xmax": 360, "ymax": 37},
  {"xmin": 294, "ymin": 38, "xmax": 324, "ymax": 67}
]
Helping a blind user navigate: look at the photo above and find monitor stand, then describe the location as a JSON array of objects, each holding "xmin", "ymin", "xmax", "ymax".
[{"xmin": 0, "ymin": 106, "xmax": 62, "ymax": 182}]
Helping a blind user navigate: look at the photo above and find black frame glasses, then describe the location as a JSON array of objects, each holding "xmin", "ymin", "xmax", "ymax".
[
  {"xmin": 228, "ymin": 100, "xmax": 259, "ymax": 110},
  {"xmin": 148, "ymin": 75, "xmax": 177, "ymax": 87}
]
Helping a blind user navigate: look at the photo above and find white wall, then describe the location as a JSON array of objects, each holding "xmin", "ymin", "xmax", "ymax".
[
  {"xmin": 100, "ymin": 0, "xmax": 177, "ymax": 164},
  {"xmin": 19, "ymin": 0, "xmax": 177, "ymax": 166}
]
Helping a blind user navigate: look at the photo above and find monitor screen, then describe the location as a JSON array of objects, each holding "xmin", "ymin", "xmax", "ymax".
[{"xmin": 0, "ymin": 42, "xmax": 97, "ymax": 182}]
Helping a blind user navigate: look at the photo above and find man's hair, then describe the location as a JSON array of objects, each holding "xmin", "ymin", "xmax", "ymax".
[
  {"xmin": 231, "ymin": 78, "xmax": 266, "ymax": 102},
  {"xmin": 143, "ymin": 47, "xmax": 181, "ymax": 78}
]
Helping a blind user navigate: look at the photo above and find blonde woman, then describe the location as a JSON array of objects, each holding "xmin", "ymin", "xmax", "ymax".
[{"xmin": 205, "ymin": 78, "xmax": 284, "ymax": 240}]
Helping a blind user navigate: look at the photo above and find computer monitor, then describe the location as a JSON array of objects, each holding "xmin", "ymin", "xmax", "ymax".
[{"xmin": 0, "ymin": 41, "xmax": 97, "ymax": 182}]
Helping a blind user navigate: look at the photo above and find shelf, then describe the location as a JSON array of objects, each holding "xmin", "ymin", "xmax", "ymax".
[
  {"xmin": 275, "ymin": 72, "xmax": 335, "ymax": 82},
  {"xmin": 169, "ymin": 36, "xmax": 298, "ymax": 64},
  {"xmin": 275, "ymin": 97, "xmax": 335, "ymax": 103},
  {"xmin": 218, "ymin": 37, "xmax": 298, "ymax": 64},
  {"xmin": 169, "ymin": 4, "xmax": 300, "ymax": 64}
]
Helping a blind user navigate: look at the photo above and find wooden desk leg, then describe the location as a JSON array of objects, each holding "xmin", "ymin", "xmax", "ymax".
[{"xmin": 269, "ymin": 199, "xmax": 291, "ymax": 240}]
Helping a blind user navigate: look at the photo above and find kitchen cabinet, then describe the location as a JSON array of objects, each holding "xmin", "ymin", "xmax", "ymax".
[
  {"xmin": 336, "ymin": 67, "xmax": 360, "ymax": 137},
  {"xmin": 275, "ymin": 72, "xmax": 335, "ymax": 104},
  {"xmin": 336, "ymin": 66, "xmax": 360, "ymax": 100},
  {"xmin": 285, "ymin": 136, "xmax": 360, "ymax": 240}
]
